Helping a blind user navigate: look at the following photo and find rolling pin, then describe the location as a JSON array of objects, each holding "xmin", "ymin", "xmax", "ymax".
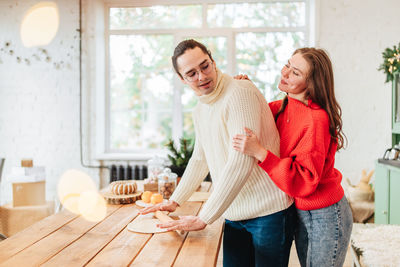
[{"xmin": 154, "ymin": 211, "xmax": 185, "ymax": 235}]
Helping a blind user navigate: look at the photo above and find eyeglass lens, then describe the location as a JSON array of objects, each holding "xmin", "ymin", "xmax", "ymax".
[{"xmin": 185, "ymin": 61, "xmax": 213, "ymax": 82}]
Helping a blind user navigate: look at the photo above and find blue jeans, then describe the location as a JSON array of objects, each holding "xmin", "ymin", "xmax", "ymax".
[
  {"xmin": 223, "ymin": 204, "xmax": 295, "ymax": 267},
  {"xmin": 295, "ymin": 196, "xmax": 353, "ymax": 267}
]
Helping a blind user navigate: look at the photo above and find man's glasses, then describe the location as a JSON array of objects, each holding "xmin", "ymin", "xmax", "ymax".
[{"xmin": 183, "ymin": 60, "xmax": 214, "ymax": 82}]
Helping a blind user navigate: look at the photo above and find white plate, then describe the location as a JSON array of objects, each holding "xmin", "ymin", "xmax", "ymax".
[{"xmin": 135, "ymin": 199, "xmax": 168, "ymax": 208}]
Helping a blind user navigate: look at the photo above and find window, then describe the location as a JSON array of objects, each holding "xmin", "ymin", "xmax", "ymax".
[{"xmin": 101, "ymin": 0, "xmax": 314, "ymax": 158}]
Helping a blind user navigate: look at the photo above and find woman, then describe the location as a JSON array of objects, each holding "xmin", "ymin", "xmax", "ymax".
[{"xmin": 233, "ymin": 48, "xmax": 352, "ymax": 267}]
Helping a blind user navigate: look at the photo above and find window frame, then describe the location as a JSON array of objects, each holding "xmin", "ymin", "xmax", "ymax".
[{"xmin": 88, "ymin": 0, "xmax": 318, "ymax": 161}]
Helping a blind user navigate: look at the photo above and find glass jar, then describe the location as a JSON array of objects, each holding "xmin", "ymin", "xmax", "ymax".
[
  {"xmin": 147, "ymin": 156, "xmax": 164, "ymax": 182},
  {"xmin": 158, "ymin": 168, "xmax": 177, "ymax": 199}
]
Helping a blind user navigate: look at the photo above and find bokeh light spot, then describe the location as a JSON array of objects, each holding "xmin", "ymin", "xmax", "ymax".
[
  {"xmin": 20, "ymin": 2, "xmax": 59, "ymax": 47},
  {"xmin": 78, "ymin": 191, "xmax": 107, "ymax": 222},
  {"xmin": 58, "ymin": 169, "xmax": 106, "ymax": 222}
]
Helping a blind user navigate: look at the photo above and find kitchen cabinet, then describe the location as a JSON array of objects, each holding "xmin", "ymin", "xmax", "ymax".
[
  {"xmin": 375, "ymin": 162, "xmax": 400, "ymax": 224},
  {"xmin": 375, "ymin": 74, "xmax": 400, "ymax": 225}
]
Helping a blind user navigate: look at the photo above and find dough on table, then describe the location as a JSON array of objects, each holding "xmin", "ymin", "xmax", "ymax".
[{"xmin": 127, "ymin": 216, "xmax": 167, "ymax": 234}]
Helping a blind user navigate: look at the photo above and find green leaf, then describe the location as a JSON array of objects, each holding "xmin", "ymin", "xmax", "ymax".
[
  {"xmin": 379, "ymin": 43, "xmax": 400, "ymax": 83},
  {"xmin": 165, "ymin": 138, "xmax": 194, "ymax": 168}
]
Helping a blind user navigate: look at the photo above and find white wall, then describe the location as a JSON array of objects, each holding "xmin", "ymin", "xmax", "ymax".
[
  {"xmin": 0, "ymin": 0, "xmax": 399, "ymax": 205},
  {"xmin": 0, "ymin": 0, "xmax": 99, "ymax": 205},
  {"xmin": 317, "ymin": 0, "xmax": 400, "ymax": 183}
]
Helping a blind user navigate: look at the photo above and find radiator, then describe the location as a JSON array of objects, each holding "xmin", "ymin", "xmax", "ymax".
[{"xmin": 109, "ymin": 164, "xmax": 148, "ymax": 183}]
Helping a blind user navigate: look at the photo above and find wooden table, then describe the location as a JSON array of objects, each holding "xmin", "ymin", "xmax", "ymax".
[{"xmin": 0, "ymin": 182, "xmax": 224, "ymax": 267}]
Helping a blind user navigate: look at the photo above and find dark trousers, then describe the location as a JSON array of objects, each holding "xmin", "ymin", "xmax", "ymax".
[{"xmin": 223, "ymin": 204, "xmax": 295, "ymax": 267}]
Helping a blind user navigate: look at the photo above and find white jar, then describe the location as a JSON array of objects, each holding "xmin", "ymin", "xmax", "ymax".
[{"xmin": 147, "ymin": 156, "xmax": 164, "ymax": 182}]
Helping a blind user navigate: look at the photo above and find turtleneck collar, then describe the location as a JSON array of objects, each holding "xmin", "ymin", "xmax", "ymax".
[{"xmin": 198, "ymin": 68, "xmax": 225, "ymax": 105}]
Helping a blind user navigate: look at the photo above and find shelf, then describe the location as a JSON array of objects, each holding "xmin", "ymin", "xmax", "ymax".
[{"xmin": 378, "ymin": 158, "xmax": 400, "ymax": 168}]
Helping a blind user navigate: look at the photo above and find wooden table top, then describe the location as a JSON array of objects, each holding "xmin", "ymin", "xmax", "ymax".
[{"xmin": 0, "ymin": 182, "xmax": 224, "ymax": 267}]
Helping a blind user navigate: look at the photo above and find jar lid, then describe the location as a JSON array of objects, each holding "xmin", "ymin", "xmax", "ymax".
[{"xmin": 158, "ymin": 167, "xmax": 177, "ymax": 180}]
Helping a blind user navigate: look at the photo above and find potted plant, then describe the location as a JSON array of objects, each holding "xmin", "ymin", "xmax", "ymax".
[{"xmin": 165, "ymin": 138, "xmax": 194, "ymax": 178}]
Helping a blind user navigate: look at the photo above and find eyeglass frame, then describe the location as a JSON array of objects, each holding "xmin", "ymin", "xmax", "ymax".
[{"xmin": 181, "ymin": 60, "xmax": 215, "ymax": 82}]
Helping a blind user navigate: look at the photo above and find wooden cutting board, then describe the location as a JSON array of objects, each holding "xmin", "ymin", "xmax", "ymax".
[
  {"xmin": 100, "ymin": 189, "xmax": 142, "ymax": 205},
  {"xmin": 187, "ymin": 191, "xmax": 210, "ymax": 202}
]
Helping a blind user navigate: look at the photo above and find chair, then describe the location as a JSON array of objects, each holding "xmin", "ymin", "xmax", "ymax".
[{"xmin": 0, "ymin": 158, "xmax": 7, "ymax": 240}]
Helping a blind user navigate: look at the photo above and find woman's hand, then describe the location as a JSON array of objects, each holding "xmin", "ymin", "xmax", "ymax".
[
  {"xmin": 232, "ymin": 127, "xmax": 268, "ymax": 162},
  {"xmin": 139, "ymin": 200, "xmax": 179, "ymax": 215},
  {"xmin": 157, "ymin": 215, "xmax": 207, "ymax": 232},
  {"xmin": 233, "ymin": 74, "xmax": 250, "ymax": 81}
]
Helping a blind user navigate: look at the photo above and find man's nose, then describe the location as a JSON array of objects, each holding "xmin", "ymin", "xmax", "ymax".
[{"xmin": 198, "ymin": 70, "xmax": 206, "ymax": 81}]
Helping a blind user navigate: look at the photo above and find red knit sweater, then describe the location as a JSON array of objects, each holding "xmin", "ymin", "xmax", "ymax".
[{"xmin": 259, "ymin": 96, "xmax": 344, "ymax": 210}]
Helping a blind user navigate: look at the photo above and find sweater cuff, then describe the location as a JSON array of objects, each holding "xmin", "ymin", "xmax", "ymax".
[
  {"xmin": 258, "ymin": 150, "xmax": 280, "ymax": 172},
  {"xmin": 198, "ymin": 211, "xmax": 212, "ymax": 225},
  {"xmin": 169, "ymin": 196, "xmax": 183, "ymax": 207}
]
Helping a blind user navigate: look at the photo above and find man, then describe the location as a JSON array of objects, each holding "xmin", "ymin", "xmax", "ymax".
[{"xmin": 140, "ymin": 39, "xmax": 294, "ymax": 266}]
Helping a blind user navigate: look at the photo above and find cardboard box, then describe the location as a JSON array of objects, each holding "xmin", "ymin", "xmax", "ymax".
[
  {"xmin": 143, "ymin": 182, "xmax": 158, "ymax": 192},
  {"xmin": 12, "ymin": 180, "xmax": 46, "ymax": 207},
  {"xmin": 0, "ymin": 201, "xmax": 54, "ymax": 237}
]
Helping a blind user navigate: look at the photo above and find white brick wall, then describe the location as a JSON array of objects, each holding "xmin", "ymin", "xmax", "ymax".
[
  {"xmin": 0, "ymin": 0, "xmax": 99, "ymax": 205},
  {"xmin": 1, "ymin": 0, "xmax": 399, "ymax": 206},
  {"xmin": 318, "ymin": 0, "xmax": 399, "ymax": 183}
]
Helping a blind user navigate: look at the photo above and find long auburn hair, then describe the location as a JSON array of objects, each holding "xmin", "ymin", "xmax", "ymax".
[{"xmin": 276, "ymin": 48, "xmax": 346, "ymax": 150}]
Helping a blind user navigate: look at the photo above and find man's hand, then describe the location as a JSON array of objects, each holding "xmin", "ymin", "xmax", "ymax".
[
  {"xmin": 233, "ymin": 74, "xmax": 250, "ymax": 81},
  {"xmin": 157, "ymin": 215, "xmax": 207, "ymax": 232},
  {"xmin": 139, "ymin": 200, "xmax": 179, "ymax": 215}
]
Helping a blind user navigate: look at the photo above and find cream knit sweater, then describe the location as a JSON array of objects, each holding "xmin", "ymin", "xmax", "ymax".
[{"xmin": 170, "ymin": 69, "xmax": 293, "ymax": 224}]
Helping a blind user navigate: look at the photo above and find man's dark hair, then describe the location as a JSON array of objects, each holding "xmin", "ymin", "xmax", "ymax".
[{"xmin": 171, "ymin": 39, "xmax": 214, "ymax": 79}]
